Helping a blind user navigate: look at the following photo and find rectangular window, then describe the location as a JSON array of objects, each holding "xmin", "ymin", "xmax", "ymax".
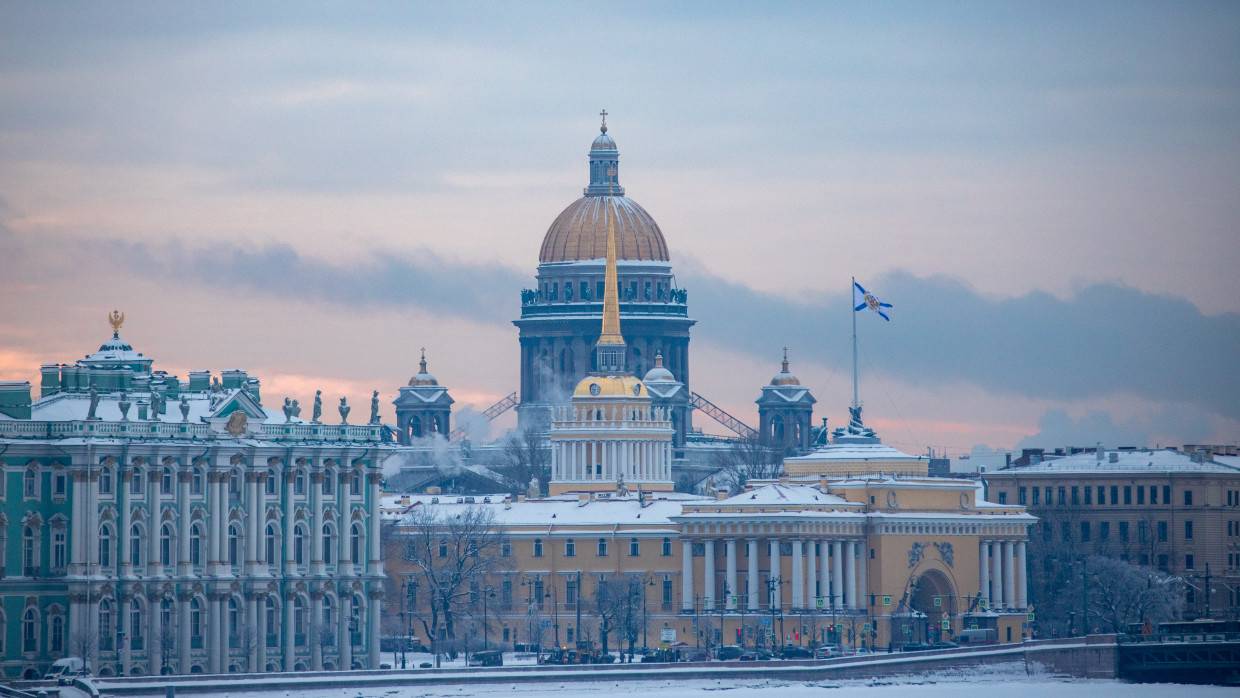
[
  {"xmin": 1137, "ymin": 487, "xmax": 1145, "ymax": 505},
  {"xmin": 1184, "ymin": 490, "xmax": 1193, "ymax": 506},
  {"xmin": 1138, "ymin": 520, "xmax": 1149, "ymax": 543},
  {"xmin": 1111, "ymin": 485, "xmax": 1119, "ymax": 505},
  {"xmin": 1149, "ymin": 486, "xmax": 1157, "ymax": 504},
  {"xmin": 1097, "ymin": 486, "xmax": 1105, "ymax": 505},
  {"xmin": 1185, "ymin": 554, "xmax": 1195, "ymax": 570},
  {"xmin": 1080, "ymin": 521, "xmax": 1091, "ymax": 542},
  {"xmin": 566, "ymin": 578, "xmax": 578, "ymax": 605},
  {"xmin": 501, "ymin": 579, "xmax": 513, "ymax": 608},
  {"xmin": 1031, "ymin": 488, "xmax": 1040, "ymax": 506},
  {"xmin": 54, "ymin": 474, "xmax": 66, "ymax": 496},
  {"xmin": 1018, "ymin": 487, "xmax": 1026, "ymax": 505},
  {"xmin": 1185, "ymin": 520, "xmax": 1194, "ymax": 540},
  {"xmin": 1100, "ymin": 521, "xmax": 1110, "ymax": 540},
  {"xmin": 662, "ymin": 578, "xmax": 673, "ymax": 609},
  {"xmin": 1157, "ymin": 521, "xmax": 1168, "ymax": 542},
  {"xmin": 1119, "ymin": 521, "xmax": 1130, "ymax": 542},
  {"xmin": 597, "ymin": 538, "xmax": 608, "ymax": 557},
  {"xmin": 565, "ymin": 539, "xmax": 576, "ymax": 557},
  {"xmin": 1071, "ymin": 486, "xmax": 1079, "ymax": 505},
  {"xmin": 1124, "ymin": 486, "xmax": 1132, "ymax": 505},
  {"xmin": 661, "ymin": 538, "xmax": 672, "ymax": 556},
  {"xmin": 501, "ymin": 540, "xmax": 512, "ymax": 558},
  {"xmin": 1045, "ymin": 487, "xmax": 1052, "ymax": 506},
  {"xmin": 1058, "ymin": 487, "xmax": 1066, "ymax": 505},
  {"xmin": 998, "ymin": 491, "xmax": 1007, "ymax": 505},
  {"xmin": 1163, "ymin": 485, "xmax": 1171, "ymax": 504},
  {"xmin": 629, "ymin": 538, "xmax": 640, "ymax": 557},
  {"xmin": 533, "ymin": 539, "xmax": 543, "ymax": 557},
  {"xmin": 1061, "ymin": 522, "xmax": 1071, "ymax": 543},
  {"xmin": 1084, "ymin": 487, "xmax": 1092, "ymax": 505}
]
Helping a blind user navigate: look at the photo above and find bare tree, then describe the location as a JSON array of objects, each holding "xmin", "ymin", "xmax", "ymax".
[
  {"xmin": 397, "ymin": 505, "xmax": 509, "ymax": 661},
  {"xmin": 1084, "ymin": 555, "xmax": 1183, "ymax": 632},
  {"xmin": 67, "ymin": 627, "xmax": 98, "ymax": 671},
  {"xmin": 712, "ymin": 437, "xmax": 782, "ymax": 494},
  {"xmin": 494, "ymin": 428, "xmax": 551, "ymax": 496},
  {"xmin": 594, "ymin": 576, "xmax": 643, "ymax": 657}
]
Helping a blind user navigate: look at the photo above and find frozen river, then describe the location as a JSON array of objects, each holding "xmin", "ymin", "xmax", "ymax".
[{"xmin": 210, "ymin": 663, "xmax": 1230, "ymax": 698}]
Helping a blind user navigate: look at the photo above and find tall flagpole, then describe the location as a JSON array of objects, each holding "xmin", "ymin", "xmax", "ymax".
[{"xmin": 851, "ymin": 276, "xmax": 859, "ymax": 409}]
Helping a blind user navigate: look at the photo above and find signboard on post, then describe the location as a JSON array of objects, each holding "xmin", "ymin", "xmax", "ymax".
[
  {"xmin": 941, "ymin": 619, "xmax": 951, "ymax": 630},
  {"xmin": 882, "ymin": 596, "xmax": 892, "ymax": 606},
  {"xmin": 660, "ymin": 628, "xmax": 676, "ymax": 643}
]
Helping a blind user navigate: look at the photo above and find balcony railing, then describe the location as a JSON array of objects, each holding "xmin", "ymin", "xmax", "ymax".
[
  {"xmin": 0, "ymin": 418, "xmax": 385, "ymax": 443},
  {"xmin": 519, "ymin": 297, "xmax": 689, "ymax": 319}
]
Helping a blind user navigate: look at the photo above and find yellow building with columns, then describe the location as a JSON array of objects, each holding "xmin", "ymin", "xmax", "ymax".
[{"xmin": 384, "ymin": 205, "xmax": 1035, "ymax": 652}]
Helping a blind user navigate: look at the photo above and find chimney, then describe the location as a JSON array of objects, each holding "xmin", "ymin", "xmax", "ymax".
[
  {"xmin": 578, "ymin": 492, "xmax": 591, "ymax": 506},
  {"xmin": 1108, "ymin": 452, "xmax": 1118, "ymax": 464},
  {"xmin": 426, "ymin": 486, "xmax": 442, "ymax": 495},
  {"xmin": 715, "ymin": 488, "xmax": 729, "ymax": 501}
]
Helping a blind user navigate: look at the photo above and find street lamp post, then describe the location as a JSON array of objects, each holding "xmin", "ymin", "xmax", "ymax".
[
  {"xmin": 719, "ymin": 582, "xmax": 730, "ymax": 653},
  {"xmin": 400, "ymin": 579, "xmax": 409, "ymax": 669},
  {"xmin": 482, "ymin": 586, "xmax": 495, "ymax": 651},
  {"xmin": 766, "ymin": 576, "xmax": 782, "ymax": 651},
  {"xmin": 643, "ymin": 577, "xmax": 654, "ymax": 652}
]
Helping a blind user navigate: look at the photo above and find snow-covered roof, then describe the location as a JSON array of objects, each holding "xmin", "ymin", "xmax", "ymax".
[
  {"xmin": 387, "ymin": 491, "xmax": 710, "ymax": 529},
  {"xmin": 786, "ymin": 441, "xmax": 924, "ymax": 464},
  {"xmin": 711, "ymin": 483, "xmax": 855, "ymax": 507},
  {"xmin": 27, "ymin": 389, "xmax": 304, "ymax": 425},
  {"xmin": 990, "ymin": 449, "xmax": 1240, "ymax": 475}
]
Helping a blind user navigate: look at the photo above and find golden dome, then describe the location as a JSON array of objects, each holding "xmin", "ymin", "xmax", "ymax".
[
  {"xmin": 770, "ymin": 350, "xmax": 801, "ymax": 386},
  {"xmin": 539, "ymin": 195, "xmax": 669, "ymax": 263},
  {"xmin": 572, "ymin": 374, "xmax": 647, "ymax": 398}
]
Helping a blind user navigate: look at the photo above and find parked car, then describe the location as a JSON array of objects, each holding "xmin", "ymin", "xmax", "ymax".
[
  {"xmin": 813, "ymin": 645, "xmax": 837, "ymax": 659},
  {"xmin": 930, "ymin": 641, "xmax": 958, "ymax": 650},
  {"xmin": 738, "ymin": 650, "xmax": 773, "ymax": 661},
  {"xmin": 716, "ymin": 645, "xmax": 744, "ymax": 660},
  {"xmin": 45, "ymin": 657, "xmax": 90, "ymax": 685},
  {"xmin": 901, "ymin": 642, "xmax": 933, "ymax": 652},
  {"xmin": 956, "ymin": 628, "xmax": 997, "ymax": 645},
  {"xmin": 468, "ymin": 650, "xmax": 504, "ymax": 667},
  {"xmin": 779, "ymin": 645, "xmax": 814, "ymax": 659}
]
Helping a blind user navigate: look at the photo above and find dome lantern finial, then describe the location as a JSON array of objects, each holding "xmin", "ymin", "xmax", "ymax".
[
  {"xmin": 587, "ymin": 111, "xmax": 623, "ymax": 196},
  {"xmin": 782, "ymin": 346, "xmax": 790, "ymax": 373},
  {"xmin": 419, "ymin": 346, "xmax": 427, "ymax": 374},
  {"xmin": 600, "ymin": 108, "xmax": 608, "ymax": 134}
]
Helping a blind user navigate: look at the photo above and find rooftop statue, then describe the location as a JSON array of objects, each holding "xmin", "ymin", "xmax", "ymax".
[
  {"xmin": 338, "ymin": 396, "xmax": 350, "ymax": 425},
  {"xmin": 282, "ymin": 397, "xmax": 293, "ymax": 423},
  {"xmin": 87, "ymin": 386, "xmax": 100, "ymax": 420},
  {"xmin": 118, "ymin": 392, "xmax": 131, "ymax": 421},
  {"xmin": 312, "ymin": 390, "xmax": 323, "ymax": 424},
  {"xmin": 369, "ymin": 390, "xmax": 380, "ymax": 425},
  {"xmin": 179, "ymin": 394, "xmax": 190, "ymax": 422}
]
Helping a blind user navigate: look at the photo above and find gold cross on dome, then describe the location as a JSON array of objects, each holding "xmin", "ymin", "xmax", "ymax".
[{"xmin": 600, "ymin": 109, "xmax": 608, "ymax": 131}]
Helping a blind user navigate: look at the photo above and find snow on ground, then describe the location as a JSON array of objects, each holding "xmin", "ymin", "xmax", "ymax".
[{"xmin": 213, "ymin": 662, "xmax": 1230, "ymax": 698}]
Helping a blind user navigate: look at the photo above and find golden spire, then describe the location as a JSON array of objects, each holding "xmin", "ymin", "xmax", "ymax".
[
  {"xmin": 107, "ymin": 309, "xmax": 125, "ymax": 338},
  {"xmin": 597, "ymin": 202, "xmax": 625, "ymax": 346}
]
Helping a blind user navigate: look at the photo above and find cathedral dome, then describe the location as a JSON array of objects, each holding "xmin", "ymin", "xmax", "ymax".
[
  {"xmin": 539, "ymin": 115, "xmax": 671, "ymax": 264},
  {"xmin": 642, "ymin": 352, "xmax": 676, "ymax": 384},
  {"xmin": 540, "ymin": 196, "xmax": 669, "ymax": 263},
  {"xmin": 408, "ymin": 350, "xmax": 439, "ymax": 387},
  {"xmin": 573, "ymin": 374, "xmax": 647, "ymax": 399},
  {"xmin": 769, "ymin": 351, "xmax": 801, "ymax": 386}
]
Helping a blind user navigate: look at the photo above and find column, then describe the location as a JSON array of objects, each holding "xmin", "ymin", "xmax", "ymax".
[
  {"xmin": 208, "ymin": 593, "xmax": 222, "ymax": 673},
  {"xmin": 768, "ymin": 539, "xmax": 781, "ymax": 610},
  {"xmin": 283, "ymin": 469, "xmax": 296, "ymax": 573},
  {"xmin": 1016, "ymin": 541, "xmax": 1028, "ymax": 609},
  {"xmin": 337, "ymin": 471, "xmax": 351, "ymax": 573},
  {"xmin": 367, "ymin": 588, "xmax": 382, "ymax": 669},
  {"xmin": 87, "ymin": 471, "xmax": 100, "ymax": 567},
  {"xmin": 178, "ymin": 592, "xmax": 192, "ymax": 674},
  {"xmin": 725, "ymin": 539, "xmax": 738, "ymax": 611},
  {"xmin": 979, "ymin": 541, "xmax": 990, "ymax": 608},
  {"xmin": 119, "ymin": 592, "xmax": 132, "ymax": 676},
  {"xmin": 255, "ymin": 592, "xmax": 268, "ymax": 672},
  {"xmin": 310, "ymin": 590, "xmax": 324, "ymax": 670},
  {"xmin": 310, "ymin": 473, "xmax": 324, "ymax": 575},
  {"xmin": 256, "ymin": 472, "xmax": 268, "ymax": 569},
  {"xmin": 992, "ymin": 540, "xmax": 1001, "ymax": 607},
  {"xmin": 806, "ymin": 540, "xmax": 818, "ymax": 609},
  {"xmin": 857, "ymin": 540, "xmax": 867, "ymax": 612},
  {"xmin": 746, "ymin": 539, "xmax": 760, "ymax": 611},
  {"xmin": 681, "ymin": 540, "xmax": 694, "ymax": 611},
  {"xmin": 818, "ymin": 540, "xmax": 830, "ymax": 611},
  {"xmin": 178, "ymin": 470, "xmax": 192, "ymax": 576},
  {"xmin": 338, "ymin": 592, "xmax": 353, "ymax": 670},
  {"xmin": 149, "ymin": 595, "xmax": 163, "ymax": 674},
  {"xmin": 247, "ymin": 592, "xmax": 260, "ymax": 671},
  {"xmin": 282, "ymin": 591, "xmax": 295, "ymax": 671},
  {"xmin": 148, "ymin": 468, "xmax": 161, "ymax": 576},
  {"xmin": 247, "ymin": 471, "xmax": 261, "ymax": 575},
  {"xmin": 70, "ymin": 473, "xmax": 85, "ymax": 572},
  {"xmin": 844, "ymin": 541, "xmax": 857, "ymax": 610},
  {"xmin": 206, "ymin": 472, "xmax": 220, "ymax": 568},
  {"xmin": 119, "ymin": 471, "xmax": 132, "ymax": 576},
  {"xmin": 367, "ymin": 473, "xmax": 382, "ymax": 576},
  {"xmin": 1002, "ymin": 541, "xmax": 1015, "ymax": 610},
  {"xmin": 703, "ymin": 539, "xmax": 715, "ymax": 610},
  {"xmin": 791, "ymin": 540, "xmax": 804, "ymax": 609},
  {"xmin": 831, "ymin": 541, "xmax": 843, "ymax": 610}
]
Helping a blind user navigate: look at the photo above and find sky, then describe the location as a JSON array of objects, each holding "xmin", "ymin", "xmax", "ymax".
[{"xmin": 1, "ymin": 1, "xmax": 1237, "ymax": 454}]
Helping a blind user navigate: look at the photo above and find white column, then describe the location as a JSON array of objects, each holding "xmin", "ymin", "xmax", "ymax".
[
  {"xmin": 337, "ymin": 471, "xmax": 351, "ymax": 572},
  {"xmin": 339, "ymin": 593, "xmax": 353, "ymax": 669},
  {"xmin": 725, "ymin": 539, "xmax": 738, "ymax": 610},
  {"xmin": 844, "ymin": 541, "xmax": 857, "ymax": 610},
  {"xmin": 282, "ymin": 592, "xmax": 295, "ymax": 671},
  {"xmin": 178, "ymin": 470, "xmax": 192, "ymax": 576},
  {"xmin": 992, "ymin": 543, "xmax": 1001, "ymax": 609},
  {"xmin": 87, "ymin": 472, "xmax": 100, "ymax": 567},
  {"xmin": 681, "ymin": 540, "xmax": 694, "ymax": 611},
  {"xmin": 247, "ymin": 472, "xmax": 261, "ymax": 575},
  {"xmin": 819, "ymin": 540, "xmax": 831, "ymax": 610},
  {"xmin": 208, "ymin": 595, "xmax": 222, "ymax": 673},
  {"xmin": 1016, "ymin": 541, "xmax": 1028, "ymax": 609},
  {"xmin": 310, "ymin": 593, "xmax": 323, "ymax": 671},
  {"xmin": 283, "ymin": 470, "xmax": 295, "ymax": 572},
  {"xmin": 703, "ymin": 539, "xmax": 716, "ymax": 610},
  {"xmin": 768, "ymin": 539, "xmax": 781, "ymax": 610},
  {"xmin": 1003, "ymin": 541, "xmax": 1015, "ymax": 610},
  {"xmin": 148, "ymin": 595, "xmax": 162, "ymax": 673},
  {"xmin": 367, "ymin": 473, "xmax": 382, "ymax": 575},
  {"xmin": 746, "ymin": 539, "xmax": 760, "ymax": 611},
  {"xmin": 831, "ymin": 541, "xmax": 843, "ymax": 610},
  {"xmin": 119, "ymin": 472, "xmax": 132, "ymax": 575},
  {"xmin": 806, "ymin": 540, "xmax": 818, "ymax": 609},
  {"xmin": 857, "ymin": 540, "xmax": 867, "ymax": 611},
  {"xmin": 247, "ymin": 593, "xmax": 260, "ymax": 671},
  {"xmin": 979, "ymin": 540, "xmax": 990, "ymax": 608},
  {"xmin": 255, "ymin": 593, "xmax": 268, "ymax": 672},
  {"xmin": 148, "ymin": 469, "xmax": 162, "ymax": 576},
  {"xmin": 367, "ymin": 590, "xmax": 382, "ymax": 669},
  {"xmin": 791, "ymin": 540, "xmax": 804, "ymax": 609},
  {"xmin": 178, "ymin": 593, "xmax": 192, "ymax": 674},
  {"xmin": 206, "ymin": 473, "xmax": 220, "ymax": 566}
]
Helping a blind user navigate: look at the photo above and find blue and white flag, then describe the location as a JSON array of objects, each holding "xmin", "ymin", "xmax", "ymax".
[{"xmin": 853, "ymin": 280, "xmax": 892, "ymax": 321}]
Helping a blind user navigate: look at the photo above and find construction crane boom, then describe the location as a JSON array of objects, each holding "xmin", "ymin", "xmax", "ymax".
[
  {"xmin": 689, "ymin": 391, "xmax": 758, "ymax": 440},
  {"xmin": 449, "ymin": 391, "xmax": 519, "ymax": 442}
]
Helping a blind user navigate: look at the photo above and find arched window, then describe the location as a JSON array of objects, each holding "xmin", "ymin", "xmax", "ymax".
[
  {"xmin": 130, "ymin": 523, "xmax": 142, "ymax": 567},
  {"xmin": 264, "ymin": 596, "xmax": 277, "ymax": 647},
  {"xmin": 294, "ymin": 525, "xmax": 306, "ymax": 566},
  {"xmin": 293, "ymin": 597, "xmax": 307, "ymax": 645},
  {"xmin": 161, "ymin": 468, "xmax": 173, "ymax": 495},
  {"xmin": 99, "ymin": 524, "xmax": 113, "ymax": 569},
  {"xmin": 350, "ymin": 472, "xmax": 361, "ymax": 496},
  {"xmin": 22, "ymin": 526, "xmax": 36, "ymax": 576},
  {"xmin": 100, "ymin": 466, "xmax": 113, "ymax": 495},
  {"xmin": 350, "ymin": 523, "xmax": 362, "ymax": 563},
  {"xmin": 227, "ymin": 598, "xmax": 239, "ymax": 647},
  {"xmin": 160, "ymin": 524, "xmax": 174, "ymax": 566},
  {"xmin": 322, "ymin": 524, "xmax": 334, "ymax": 565},
  {"xmin": 350, "ymin": 594, "xmax": 363, "ymax": 646},
  {"xmin": 191, "ymin": 468, "xmax": 204, "ymax": 495},
  {"xmin": 190, "ymin": 598, "xmax": 203, "ymax": 642},
  {"xmin": 227, "ymin": 523, "xmax": 240, "ymax": 566},
  {"xmin": 160, "ymin": 598, "xmax": 173, "ymax": 638},
  {"xmin": 23, "ymin": 468, "xmax": 37, "ymax": 498},
  {"xmin": 99, "ymin": 599, "xmax": 114, "ymax": 650},
  {"xmin": 23, "ymin": 608, "xmax": 38, "ymax": 652},
  {"xmin": 294, "ymin": 470, "xmax": 306, "ymax": 496},
  {"xmin": 322, "ymin": 469, "xmax": 334, "ymax": 496},
  {"xmin": 50, "ymin": 613, "xmax": 64, "ymax": 653},
  {"xmin": 130, "ymin": 469, "xmax": 144, "ymax": 495},
  {"xmin": 189, "ymin": 524, "xmax": 203, "ymax": 567},
  {"xmin": 265, "ymin": 523, "xmax": 277, "ymax": 565},
  {"xmin": 130, "ymin": 598, "xmax": 144, "ymax": 650},
  {"xmin": 265, "ymin": 469, "xmax": 276, "ymax": 496},
  {"xmin": 229, "ymin": 470, "xmax": 241, "ymax": 496}
]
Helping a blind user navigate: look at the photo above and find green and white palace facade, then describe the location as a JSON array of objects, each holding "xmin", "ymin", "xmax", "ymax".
[{"xmin": 0, "ymin": 317, "xmax": 390, "ymax": 680}]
